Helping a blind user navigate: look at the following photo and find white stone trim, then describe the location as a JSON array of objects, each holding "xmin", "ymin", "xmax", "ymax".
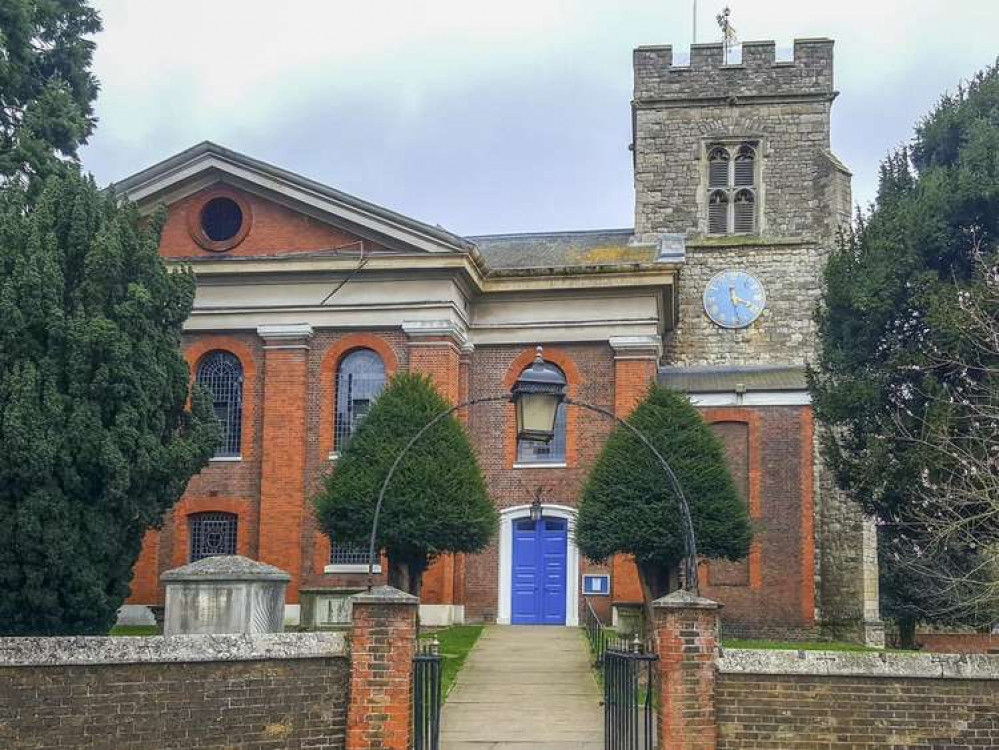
[
  {"xmin": 689, "ymin": 390, "xmax": 811, "ymax": 407},
  {"xmin": 512, "ymin": 462, "xmax": 567, "ymax": 470},
  {"xmin": 256, "ymin": 323, "xmax": 314, "ymax": 341},
  {"xmin": 402, "ymin": 319, "xmax": 468, "ymax": 345},
  {"xmin": 323, "ymin": 564, "xmax": 382, "ymax": 574},
  {"xmin": 609, "ymin": 334, "xmax": 663, "ymax": 359},
  {"xmin": 209, "ymin": 455, "xmax": 242, "ymax": 463},
  {"xmin": 496, "ymin": 504, "xmax": 579, "ymax": 626}
]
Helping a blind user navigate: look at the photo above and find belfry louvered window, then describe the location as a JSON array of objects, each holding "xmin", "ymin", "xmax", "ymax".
[
  {"xmin": 189, "ymin": 512, "xmax": 238, "ymax": 561},
  {"xmin": 706, "ymin": 142, "xmax": 758, "ymax": 235},
  {"xmin": 516, "ymin": 362, "xmax": 567, "ymax": 464},
  {"xmin": 335, "ymin": 349, "xmax": 387, "ymax": 452},
  {"xmin": 196, "ymin": 351, "xmax": 243, "ymax": 458}
]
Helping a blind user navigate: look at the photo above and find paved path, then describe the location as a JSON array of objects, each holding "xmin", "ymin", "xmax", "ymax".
[{"xmin": 440, "ymin": 626, "xmax": 603, "ymax": 750}]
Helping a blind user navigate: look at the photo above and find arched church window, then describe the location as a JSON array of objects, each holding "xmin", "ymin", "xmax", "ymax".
[
  {"xmin": 516, "ymin": 362, "xmax": 567, "ymax": 464},
  {"xmin": 335, "ymin": 348, "xmax": 387, "ymax": 451},
  {"xmin": 196, "ymin": 351, "xmax": 244, "ymax": 457}
]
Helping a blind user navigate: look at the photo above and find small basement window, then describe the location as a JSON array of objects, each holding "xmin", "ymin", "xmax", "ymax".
[{"xmin": 200, "ymin": 197, "xmax": 244, "ymax": 242}]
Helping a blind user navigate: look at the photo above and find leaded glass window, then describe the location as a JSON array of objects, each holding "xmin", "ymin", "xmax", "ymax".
[
  {"xmin": 516, "ymin": 361, "xmax": 567, "ymax": 464},
  {"xmin": 335, "ymin": 348, "xmax": 387, "ymax": 452},
  {"xmin": 196, "ymin": 351, "xmax": 243, "ymax": 457},
  {"xmin": 706, "ymin": 142, "xmax": 758, "ymax": 235},
  {"xmin": 188, "ymin": 512, "xmax": 238, "ymax": 561}
]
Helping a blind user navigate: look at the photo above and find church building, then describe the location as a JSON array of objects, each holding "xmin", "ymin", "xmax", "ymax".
[{"xmin": 121, "ymin": 37, "xmax": 882, "ymax": 644}]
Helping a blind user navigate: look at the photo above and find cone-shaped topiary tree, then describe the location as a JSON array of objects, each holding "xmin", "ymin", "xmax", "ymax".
[
  {"xmin": 314, "ymin": 373, "xmax": 498, "ymax": 596},
  {"xmin": 576, "ymin": 384, "xmax": 751, "ymax": 611},
  {"xmin": 0, "ymin": 174, "xmax": 220, "ymax": 635}
]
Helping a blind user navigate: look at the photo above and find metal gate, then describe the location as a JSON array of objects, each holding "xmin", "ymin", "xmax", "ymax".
[
  {"xmin": 603, "ymin": 643, "xmax": 658, "ymax": 750},
  {"xmin": 413, "ymin": 638, "xmax": 443, "ymax": 750}
]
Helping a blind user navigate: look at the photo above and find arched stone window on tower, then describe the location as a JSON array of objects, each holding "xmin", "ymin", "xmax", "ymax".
[
  {"xmin": 706, "ymin": 142, "xmax": 758, "ymax": 235},
  {"xmin": 196, "ymin": 351, "xmax": 244, "ymax": 458},
  {"xmin": 188, "ymin": 511, "xmax": 238, "ymax": 562},
  {"xmin": 329, "ymin": 348, "xmax": 387, "ymax": 569},
  {"xmin": 515, "ymin": 362, "xmax": 568, "ymax": 466}
]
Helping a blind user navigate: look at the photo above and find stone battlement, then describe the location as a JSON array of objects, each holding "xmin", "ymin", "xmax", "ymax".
[{"xmin": 634, "ymin": 38, "xmax": 834, "ymax": 103}]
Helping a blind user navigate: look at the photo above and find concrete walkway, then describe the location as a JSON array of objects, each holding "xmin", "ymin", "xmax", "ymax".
[{"xmin": 440, "ymin": 626, "xmax": 603, "ymax": 750}]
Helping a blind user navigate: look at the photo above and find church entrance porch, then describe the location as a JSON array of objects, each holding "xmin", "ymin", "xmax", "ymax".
[
  {"xmin": 497, "ymin": 504, "xmax": 580, "ymax": 626},
  {"xmin": 511, "ymin": 517, "xmax": 568, "ymax": 625}
]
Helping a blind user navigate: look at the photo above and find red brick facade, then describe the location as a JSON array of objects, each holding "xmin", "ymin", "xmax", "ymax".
[{"xmin": 125, "ymin": 182, "xmax": 825, "ymax": 639}]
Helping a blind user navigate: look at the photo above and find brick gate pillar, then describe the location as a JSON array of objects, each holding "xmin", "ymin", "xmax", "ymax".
[
  {"xmin": 257, "ymin": 323, "xmax": 312, "ymax": 606},
  {"xmin": 347, "ymin": 586, "xmax": 419, "ymax": 750},
  {"xmin": 652, "ymin": 590, "xmax": 722, "ymax": 750}
]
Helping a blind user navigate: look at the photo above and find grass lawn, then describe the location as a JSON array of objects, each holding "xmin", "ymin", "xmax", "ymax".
[
  {"xmin": 109, "ymin": 625, "xmax": 160, "ymax": 636},
  {"xmin": 421, "ymin": 625, "xmax": 483, "ymax": 699}
]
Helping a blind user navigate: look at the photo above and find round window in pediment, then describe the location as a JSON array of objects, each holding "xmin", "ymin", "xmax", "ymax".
[
  {"xmin": 201, "ymin": 197, "xmax": 243, "ymax": 242},
  {"xmin": 188, "ymin": 191, "xmax": 252, "ymax": 252}
]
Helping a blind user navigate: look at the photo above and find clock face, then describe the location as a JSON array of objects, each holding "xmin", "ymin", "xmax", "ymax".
[{"xmin": 703, "ymin": 270, "xmax": 766, "ymax": 329}]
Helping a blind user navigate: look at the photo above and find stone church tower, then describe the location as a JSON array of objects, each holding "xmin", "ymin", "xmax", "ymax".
[{"xmin": 632, "ymin": 39, "xmax": 882, "ymax": 644}]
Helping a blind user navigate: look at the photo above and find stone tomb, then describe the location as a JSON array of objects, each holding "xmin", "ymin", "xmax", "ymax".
[{"xmin": 161, "ymin": 555, "xmax": 290, "ymax": 636}]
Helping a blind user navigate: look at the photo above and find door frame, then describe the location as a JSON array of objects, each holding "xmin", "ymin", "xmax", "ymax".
[{"xmin": 497, "ymin": 503, "xmax": 579, "ymax": 626}]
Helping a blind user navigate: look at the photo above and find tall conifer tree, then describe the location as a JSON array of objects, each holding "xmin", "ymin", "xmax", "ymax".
[
  {"xmin": 0, "ymin": 1, "xmax": 102, "ymax": 192},
  {"xmin": 811, "ymin": 63, "xmax": 999, "ymax": 642},
  {"xmin": 576, "ymin": 384, "xmax": 751, "ymax": 609},
  {"xmin": 0, "ymin": 174, "xmax": 218, "ymax": 635},
  {"xmin": 314, "ymin": 373, "xmax": 497, "ymax": 596}
]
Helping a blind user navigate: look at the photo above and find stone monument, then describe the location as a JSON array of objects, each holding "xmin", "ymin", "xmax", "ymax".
[{"xmin": 161, "ymin": 555, "xmax": 290, "ymax": 636}]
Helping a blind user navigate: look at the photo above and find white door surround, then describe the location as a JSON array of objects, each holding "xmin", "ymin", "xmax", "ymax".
[{"xmin": 497, "ymin": 503, "xmax": 580, "ymax": 626}]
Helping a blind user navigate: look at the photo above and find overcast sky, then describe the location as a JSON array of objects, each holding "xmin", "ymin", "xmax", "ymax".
[{"xmin": 81, "ymin": 0, "xmax": 997, "ymax": 236}]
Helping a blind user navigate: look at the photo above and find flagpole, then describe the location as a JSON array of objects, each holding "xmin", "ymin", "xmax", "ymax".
[{"xmin": 692, "ymin": 0, "xmax": 698, "ymax": 44}]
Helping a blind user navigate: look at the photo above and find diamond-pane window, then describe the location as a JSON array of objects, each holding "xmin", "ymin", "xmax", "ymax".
[
  {"xmin": 516, "ymin": 361, "xmax": 567, "ymax": 464},
  {"xmin": 196, "ymin": 351, "xmax": 243, "ymax": 457},
  {"xmin": 335, "ymin": 349, "xmax": 387, "ymax": 452},
  {"xmin": 189, "ymin": 512, "xmax": 238, "ymax": 561}
]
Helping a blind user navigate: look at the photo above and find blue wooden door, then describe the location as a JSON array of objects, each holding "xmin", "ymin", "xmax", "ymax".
[{"xmin": 511, "ymin": 517, "xmax": 567, "ymax": 624}]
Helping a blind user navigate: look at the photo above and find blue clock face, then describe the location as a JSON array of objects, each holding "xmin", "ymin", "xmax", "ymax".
[{"xmin": 703, "ymin": 270, "xmax": 766, "ymax": 329}]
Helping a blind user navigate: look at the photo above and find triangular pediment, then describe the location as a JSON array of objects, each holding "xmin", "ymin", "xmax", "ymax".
[{"xmin": 112, "ymin": 141, "xmax": 472, "ymax": 257}]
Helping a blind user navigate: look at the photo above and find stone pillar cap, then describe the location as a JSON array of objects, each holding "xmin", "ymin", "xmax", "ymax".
[
  {"xmin": 351, "ymin": 585, "xmax": 419, "ymax": 605},
  {"xmin": 161, "ymin": 555, "xmax": 291, "ymax": 583},
  {"xmin": 651, "ymin": 589, "xmax": 722, "ymax": 610}
]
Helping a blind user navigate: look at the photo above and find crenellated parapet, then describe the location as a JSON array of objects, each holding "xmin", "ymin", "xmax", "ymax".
[{"xmin": 634, "ymin": 38, "xmax": 835, "ymax": 104}]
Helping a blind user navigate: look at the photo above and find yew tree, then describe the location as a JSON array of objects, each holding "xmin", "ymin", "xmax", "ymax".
[
  {"xmin": 0, "ymin": 174, "xmax": 219, "ymax": 635},
  {"xmin": 811, "ymin": 62, "xmax": 999, "ymax": 641},
  {"xmin": 576, "ymin": 384, "xmax": 751, "ymax": 609},
  {"xmin": 314, "ymin": 373, "xmax": 498, "ymax": 596}
]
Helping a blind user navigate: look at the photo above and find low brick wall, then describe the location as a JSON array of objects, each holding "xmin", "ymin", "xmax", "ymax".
[
  {"xmin": 0, "ymin": 632, "xmax": 349, "ymax": 749},
  {"xmin": 917, "ymin": 631, "xmax": 999, "ymax": 654},
  {"xmin": 715, "ymin": 649, "xmax": 999, "ymax": 749}
]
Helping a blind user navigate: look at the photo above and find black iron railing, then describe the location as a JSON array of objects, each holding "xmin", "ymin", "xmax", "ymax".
[
  {"xmin": 583, "ymin": 600, "xmax": 613, "ymax": 667},
  {"xmin": 603, "ymin": 642, "xmax": 658, "ymax": 750},
  {"xmin": 413, "ymin": 638, "xmax": 442, "ymax": 750}
]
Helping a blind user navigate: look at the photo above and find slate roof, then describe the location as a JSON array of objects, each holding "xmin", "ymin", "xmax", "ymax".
[
  {"xmin": 658, "ymin": 365, "xmax": 808, "ymax": 393},
  {"xmin": 469, "ymin": 228, "xmax": 656, "ymax": 270}
]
